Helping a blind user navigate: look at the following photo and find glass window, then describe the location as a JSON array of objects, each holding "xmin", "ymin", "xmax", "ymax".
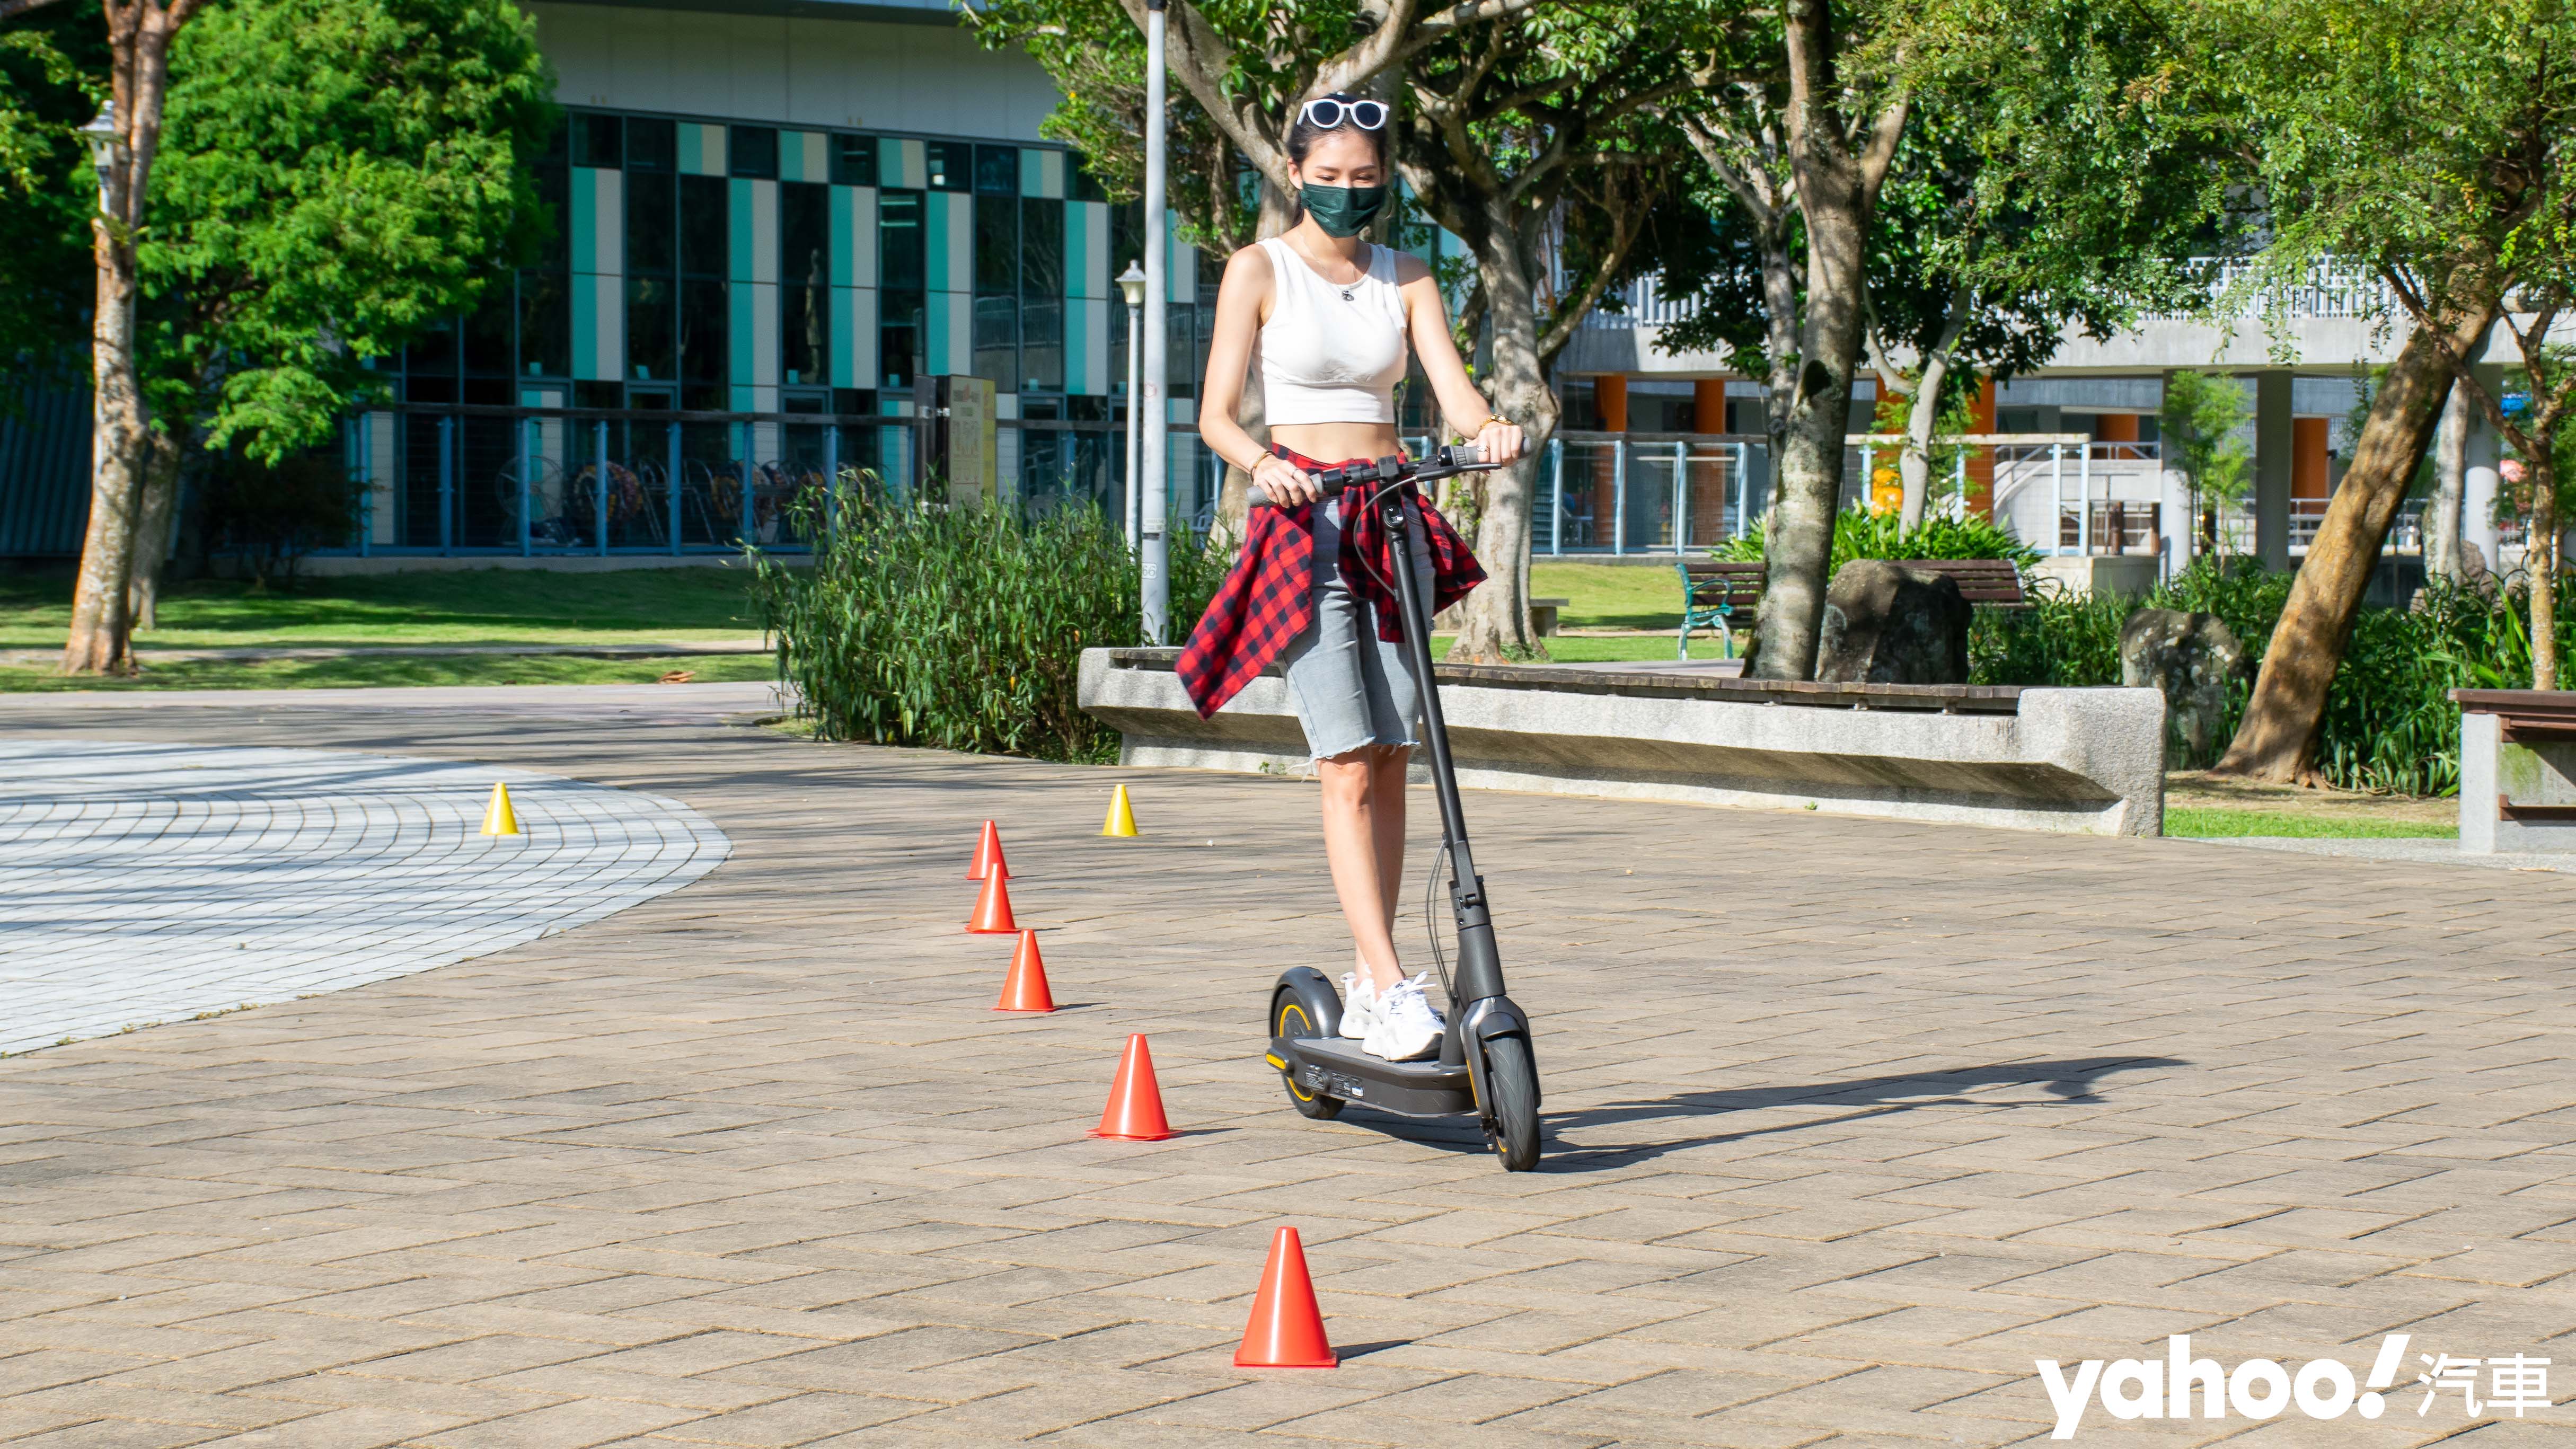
[
  {"xmin": 519, "ymin": 270, "xmax": 569, "ymax": 377},
  {"xmin": 406, "ymin": 320, "xmax": 457, "ymax": 385},
  {"xmin": 831, "ymin": 135, "xmax": 876, "ymax": 187},
  {"xmin": 679, "ymin": 175, "xmax": 726, "ymax": 278},
  {"xmin": 574, "ymin": 379, "xmax": 621, "ymax": 410},
  {"xmin": 975, "ymin": 195, "xmax": 1018, "ymax": 295},
  {"xmin": 974, "ymin": 145, "xmax": 1018, "ymax": 197},
  {"xmin": 1020, "ymin": 296, "xmax": 1063, "ymax": 393},
  {"xmin": 627, "ymin": 171, "xmax": 675, "ymax": 275},
  {"xmin": 973, "ymin": 295, "xmax": 1017, "ymax": 391},
  {"xmin": 1166, "ymin": 303, "xmax": 1195, "ymax": 398},
  {"xmin": 925, "ymin": 140, "xmax": 969, "ymax": 191},
  {"xmin": 1110, "ymin": 201, "xmax": 1144, "ymax": 281},
  {"xmin": 730, "ymin": 126, "xmax": 778, "ymax": 179},
  {"xmin": 533, "ymin": 157, "xmax": 569, "ymax": 273},
  {"xmin": 626, "ymin": 118, "xmax": 675, "ymax": 172},
  {"xmin": 781, "ymin": 182, "xmax": 828, "ymax": 290},
  {"xmin": 679, "ymin": 278, "xmax": 727, "ymax": 385},
  {"xmin": 573, "ymin": 114, "xmax": 621, "ymax": 169},
  {"xmin": 879, "ymin": 289, "xmax": 922, "ymax": 389},
  {"xmin": 1069, "ymin": 156, "xmax": 1107, "ymax": 204},
  {"xmin": 627, "ymin": 276, "xmax": 675, "ymax": 381},
  {"xmin": 783, "ymin": 283, "xmax": 826, "ymax": 387},
  {"xmin": 878, "ymin": 189, "xmax": 923, "ymax": 291},
  {"xmin": 1020, "ymin": 199, "xmax": 1062, "ymax": 298},
  {"xmin": 832, "ymin": 388, "xmax": 875, "ymax": 416},
  {"xmin": 464, "ymin": 289, "xmax": 513, "ymax": 377}
]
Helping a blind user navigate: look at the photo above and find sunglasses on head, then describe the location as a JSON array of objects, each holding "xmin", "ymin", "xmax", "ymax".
[{"xmin": 1301, "ymin": 97, "xmax": 1388, "ymax": 132}]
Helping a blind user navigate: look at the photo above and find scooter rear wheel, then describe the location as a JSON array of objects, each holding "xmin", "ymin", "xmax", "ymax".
[
  {"xmin": 1271, "ymin": 988, "xmax": 1344, "ymax": 1120},
  {"xmin": 1482, "ymin": 1035, "xmax": 1540, "ymax": 1171}
]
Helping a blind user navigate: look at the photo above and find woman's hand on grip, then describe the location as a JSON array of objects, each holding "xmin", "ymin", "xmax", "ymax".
[{"xmin": 1251, "ymin": 453, "xmax": 1320, "ymax": 506}]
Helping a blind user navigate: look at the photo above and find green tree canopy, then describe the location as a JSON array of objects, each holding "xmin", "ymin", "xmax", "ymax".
[{"xmin": 141, "ymin": 0, "xmax": 557, "ymax": 459}]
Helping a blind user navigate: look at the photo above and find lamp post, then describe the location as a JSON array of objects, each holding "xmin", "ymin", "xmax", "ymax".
[
  {"xmin": 1140, "ymin": 0, "xmax": 1170, "ymax": 643},
  {"xmin": 1117, "ymin": 260, "xmax": 1147, "ymax": 550},
  {"xmin": 80, "ymin": 103, "xmax": 121, "ymax": 214}
]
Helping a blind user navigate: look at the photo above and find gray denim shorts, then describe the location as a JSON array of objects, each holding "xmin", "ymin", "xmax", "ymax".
[{"xmin": 1280, "ymin": 499, "xmax": 1426, "ymax": 763}]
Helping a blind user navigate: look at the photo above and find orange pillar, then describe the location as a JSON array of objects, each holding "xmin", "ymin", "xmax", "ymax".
[
  {"xmin": 1692, "ymin": 379, "xmax": 1727, "ymax": 435},
  {"xmin": 1966, "ymin": 377, "xmax": 1997, "ymax": 518},
  {"xmin": 2096, "ymin": 413, "xmax": 2139, "ymax": 444},
  {"xmin": 1596, "ymin": 374, "xmax": 1629, "ymax": 433},
  {"xmin": 2291, "ymin": 417, "xmax": 2330, "ymax": 498}
]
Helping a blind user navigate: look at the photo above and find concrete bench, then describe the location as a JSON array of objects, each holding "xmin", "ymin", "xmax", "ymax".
[
  {"xmin": 1080, "ymin": 648, "xmax": 2165, "ymax": 836},
  {"xmin": 1528, "ymin": 597, "xmax": 1569, "ymax": 637},
  {"xmin": 2453, "ymin": 688, "xmax": 2576, "ymax": 853}
]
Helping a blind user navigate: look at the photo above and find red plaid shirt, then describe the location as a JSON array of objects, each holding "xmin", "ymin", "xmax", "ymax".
[{"xmin": 1176, "ymin": 446, "xmax": 1484, "ymax": 719}]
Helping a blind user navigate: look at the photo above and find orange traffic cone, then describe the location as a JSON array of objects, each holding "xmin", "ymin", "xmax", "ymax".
[
  {"xmin": 968, "ymin": 820, "xmax": 1010, "ymax": 881},
  {"xmin": 966, "ymin": 870, "xmax": 1018, "ymax": 934},
  {"xmin": 994, "ymin": 930, "xmax": 1056, "ymax": 1013},
  {"xmin": 1234, "ymin": 1226, "xmax": 1336, "ymax": 1368},
  {"xmin": 1090, "ymin": 1033, "xmax": 1175, "ymax": 1141}
]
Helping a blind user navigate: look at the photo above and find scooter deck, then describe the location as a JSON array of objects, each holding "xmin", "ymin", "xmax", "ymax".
[{"xmin": 1271, "ymin": 1035, "xmax": 1476, "ymax": 1118}]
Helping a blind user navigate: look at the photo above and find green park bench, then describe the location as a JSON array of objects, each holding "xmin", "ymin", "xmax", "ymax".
[{"xmin": 1676, "ymin": 556, "xmax": 2028, "ymax": 660}]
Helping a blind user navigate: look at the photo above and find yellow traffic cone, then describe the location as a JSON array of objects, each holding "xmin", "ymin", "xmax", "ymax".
[
  {"xmin": 1100, "ymin": 783, "xmax": 1139, "ymax": 837},
  {"xmin": 481, "ymin": 782, "xmax": 521, "ymax": 836}
]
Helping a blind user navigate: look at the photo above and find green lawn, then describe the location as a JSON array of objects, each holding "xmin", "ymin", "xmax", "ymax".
[
  {"xmin": 0, "ymin": 566, "xmax": 766, "ymax": 651},
  {"xmin": 0, "ymin": 652, "xmax": 778, "ymax": 692},
  {"xmin": 2164, "ymin": 807, "xmax": 2456, "ymax": 840},
  {"xmin": 1528, "ymin": 562, "xmax": 1683, "ymax": 632},
  {"xmin": 1434, "ymin": 633, "xmax": 1700, "ymax": 664}
]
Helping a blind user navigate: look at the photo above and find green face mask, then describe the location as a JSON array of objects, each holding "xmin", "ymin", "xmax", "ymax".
[{"xmin": 1301, "ymin": 183, "xmax": 1389, "ymax": 238}]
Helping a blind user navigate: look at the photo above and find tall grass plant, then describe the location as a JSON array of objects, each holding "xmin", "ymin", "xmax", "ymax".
[{"xmin": 754, "ymin": 480, "xmax": 1223, "ymax": 763}]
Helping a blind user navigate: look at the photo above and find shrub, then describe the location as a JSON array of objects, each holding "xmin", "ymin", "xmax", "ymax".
[
  {"xmin": 1713, "ymin": 506, "xmax": 2040, "ymax": 575},
  {"xmin": 199, "ymin": 452, "xmax": 364, "ymax": 589},
  {"xmin": 1971, "ymin": 561, "xmax": 2576, "ymax": 794},
  {"xmin": 754, "ymin": 481, "xmax": 1224, "ymax": 764}
]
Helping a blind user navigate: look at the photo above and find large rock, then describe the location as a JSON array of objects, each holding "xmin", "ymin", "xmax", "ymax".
[
  {"xmin": 2119, "ymin": 608, "xmax": 2246, "ymax": 765},
  {"xmin": 1813, "ymin": 560, "xmax": 1973, "ymax": 685}
]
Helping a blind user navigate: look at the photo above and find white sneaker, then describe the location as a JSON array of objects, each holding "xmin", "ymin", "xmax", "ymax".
[
  {"xmin": 1363, "ymin": 973, "xmax": 1445, "ymax": 1062},
  {"xmin": 1337, "ymin": 972, "xmax": 1381, "ymax": 1040}
]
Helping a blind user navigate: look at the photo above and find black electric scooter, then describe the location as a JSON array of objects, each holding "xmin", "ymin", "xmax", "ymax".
[{"xmin": 1256, "ymin": 446, "xmax": 1543, "ymax": 1172}]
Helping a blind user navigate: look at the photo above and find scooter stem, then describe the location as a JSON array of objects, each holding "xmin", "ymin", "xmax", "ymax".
[{"xmin": 1379, "ymin": 493, "xmax": 1506, "ymax": 1008}]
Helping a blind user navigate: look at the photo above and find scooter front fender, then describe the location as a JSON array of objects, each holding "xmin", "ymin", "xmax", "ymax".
[{"xmin": 1454, "ymin": 995, "xmax": 1538, "ymax": 1112}]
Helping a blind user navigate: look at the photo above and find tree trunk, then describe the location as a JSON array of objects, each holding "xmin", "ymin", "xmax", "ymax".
[
  {"xmin": 1444, "ymin": 228, "xmax": 1557, "ymax": 663},
  {"xmin": 62, "ymin": 223, "xmax": 145, "ymax": 675},
  {"xmin": 2532, "ymin": 450, "xmax": 2559, "ymax": 691},
  {"xmin": 1896, "ymin": 348, "xmax": 1953, "ymax": 529},
  {"xmin": 1753, "ymin": 1, "xmax": 1905, "ymax": 681},
  {"xmin": 2212, "ymin": 299, "xmax": 2496, "ymax": 782},
  {"xmin": 126, "ymin": 429, "xmax": 180, "ymax": 632},
  {"xmin": 1752, "ymin": 178, "xmax": 1872, "ymax": 680},
  {"xmin": 2428, "ymin": 382, "xmax": 2466, "ymax": 581}
]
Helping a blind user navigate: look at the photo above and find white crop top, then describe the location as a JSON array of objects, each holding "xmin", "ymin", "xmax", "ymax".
[{"xmin": 1256, "ymin": 237, "xmax": 1408, "ymax": 425}]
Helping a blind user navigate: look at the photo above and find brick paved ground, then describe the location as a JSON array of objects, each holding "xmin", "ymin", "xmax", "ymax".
[{"xmin": 1, "ymin": 697, "xmax": 2571, "ymax": 1447}]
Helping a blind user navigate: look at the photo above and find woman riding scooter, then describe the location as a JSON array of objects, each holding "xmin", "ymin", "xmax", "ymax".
[{"xmin": 1175, "ymin": 93, "xmax": 1525, "ymax": 1063}]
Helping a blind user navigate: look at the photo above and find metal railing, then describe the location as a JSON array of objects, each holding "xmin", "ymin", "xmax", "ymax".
[
  {"xmin": 1585, "ymin": 255, "xmax": 2398, "ymax": 335},
  {"xmin": 332, "ymin": 401, "xmax": 1202, "ymax": 558},
  {"xmin": 1542, "ymin": 431, "xmax": 1762, "ymax": 555}
]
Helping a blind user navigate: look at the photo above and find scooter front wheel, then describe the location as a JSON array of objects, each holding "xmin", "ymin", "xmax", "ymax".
[{"xmin": 1481, "ymin": 1035, "xmax": 1540, "ymax": 1171}]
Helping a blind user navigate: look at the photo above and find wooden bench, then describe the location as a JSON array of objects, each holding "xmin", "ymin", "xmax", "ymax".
[
  {"xmin": 1675, "ymin": 557, "xmax": 2029, "ymax": 661},
  {"xmin": 1675, "ymin": 560, "xmax": 1768, "ymax": 660}
]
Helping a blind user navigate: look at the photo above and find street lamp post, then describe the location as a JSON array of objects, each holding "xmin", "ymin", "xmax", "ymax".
[
  {"xmin": 1140, "ymin": 0, "xmax": 1170, "ymax": 643},
  {"xmin": 80, "ymin": 103, "xmax": 121, "ymax": 214},
  {"xmin": 1117, "ymin": 261, "xmax": 1147, "ymax": 550}
]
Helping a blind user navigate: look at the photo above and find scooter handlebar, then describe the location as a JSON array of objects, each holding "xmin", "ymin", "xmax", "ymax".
[{"xmin": 1247, "ymin": 444, "xmax": 1494, "ymax": 507}]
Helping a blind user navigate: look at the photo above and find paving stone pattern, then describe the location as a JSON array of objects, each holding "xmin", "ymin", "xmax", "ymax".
[
  {"xmin": 0, "ymin": 741, "xmax": 728, "ymax": 1054},
  {"xmin": 0, "ymin": 703, "xmax": 2571, "ymax": 1447}
]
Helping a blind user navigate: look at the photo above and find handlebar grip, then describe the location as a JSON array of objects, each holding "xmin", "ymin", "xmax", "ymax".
[{"xmin": 1446, "ymin": 443, "xmax": 1484, "ymax": 466}]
